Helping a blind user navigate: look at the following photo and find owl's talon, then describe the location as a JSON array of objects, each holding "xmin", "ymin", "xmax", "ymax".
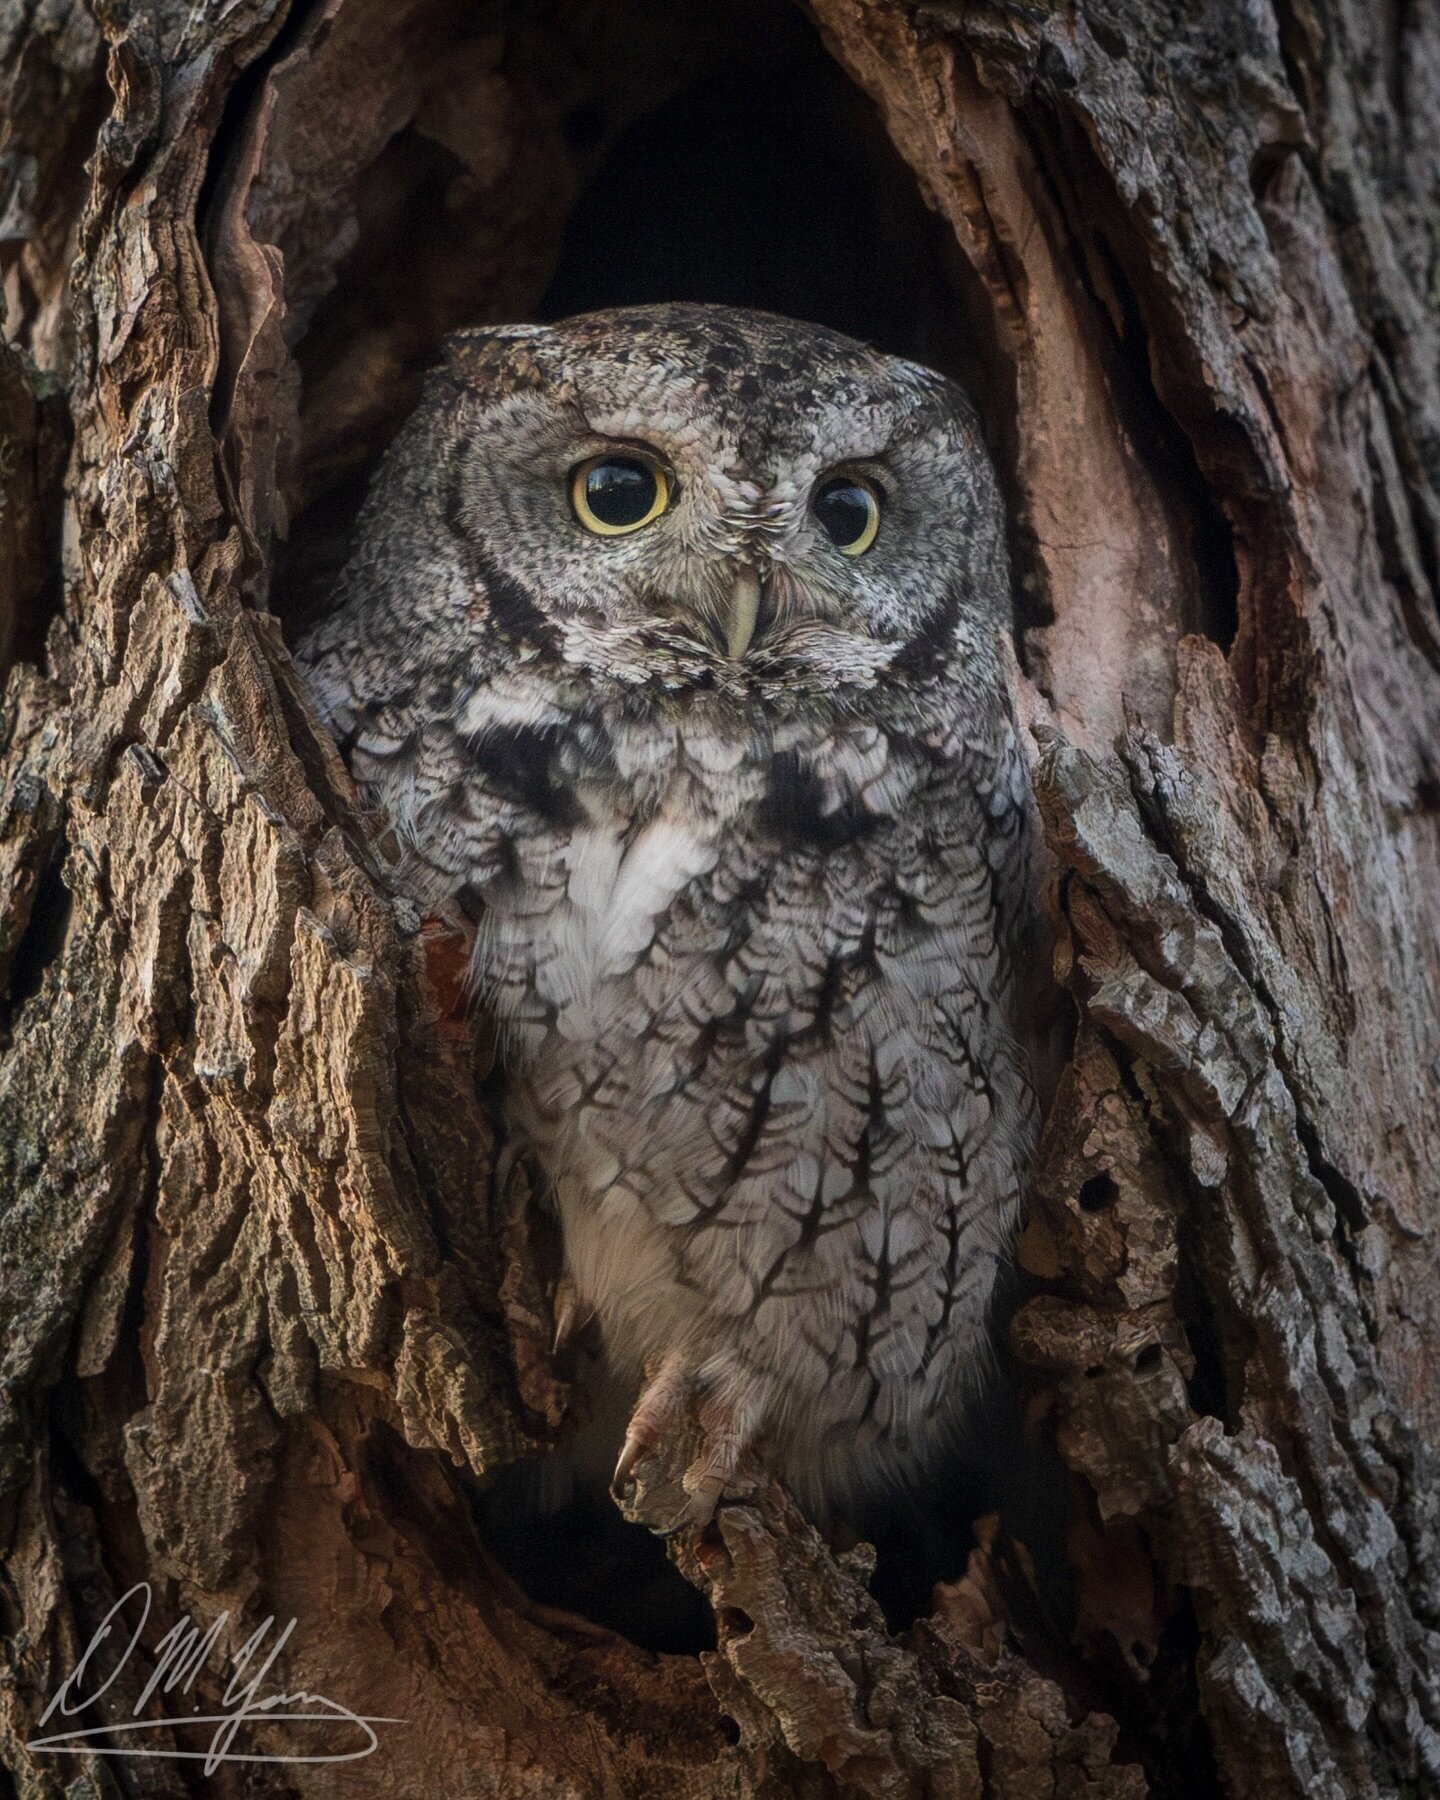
[
  {"xmin": 611, "ymin": 1429, "xmax": 648, "ymax": 1494},
  {"xmin": 551, "ymin": 1277, "xmax": 591, "ymax": 1354},
  {"xmin": 612, "ymin": 1349, "xmax": 692, "ymax": 1496}
]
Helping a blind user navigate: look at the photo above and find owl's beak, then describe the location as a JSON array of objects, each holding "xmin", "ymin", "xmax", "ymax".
[{"xmin": 726, "ymin": 567, "xmax": 763, "ymax": 660}]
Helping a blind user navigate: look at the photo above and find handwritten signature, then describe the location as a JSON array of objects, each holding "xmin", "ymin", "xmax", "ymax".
[{"xmin": 26, "ymin": 1582, "xmax": 403, "ymax": 1770}]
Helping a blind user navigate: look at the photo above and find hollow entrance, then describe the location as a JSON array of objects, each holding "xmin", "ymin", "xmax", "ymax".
[
  {"xmin": 535, "ymin": 21, "xmax": 960, "ymax": 360},
  {"xmin": 235, "ymin": 0, "xmax": 1042, "ymax": 1654}
]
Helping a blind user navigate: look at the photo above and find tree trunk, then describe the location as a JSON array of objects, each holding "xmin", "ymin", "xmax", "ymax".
[{"xmin": 2, "ymin": 1, "xmax": 1438, "ymax": 1795}]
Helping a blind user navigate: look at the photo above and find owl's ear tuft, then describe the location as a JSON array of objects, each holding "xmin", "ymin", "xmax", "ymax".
[
  {"xmin": 442, "ymin": 325, "xmax": 554, "ymax": 395},
  {"xmin": 446, "ymin": 324, "xmax": 548, "ymax": 365},
  {"xmin": 447, "ymin": 324, "xmax": 548, "ymax": 352}
]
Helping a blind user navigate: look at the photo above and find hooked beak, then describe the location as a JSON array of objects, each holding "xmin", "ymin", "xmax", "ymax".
[{"xmin": 726, "ymin": 567, "xmax": 763, "ymax": 660}]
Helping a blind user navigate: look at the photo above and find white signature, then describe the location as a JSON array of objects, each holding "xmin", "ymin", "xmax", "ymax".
[{"xmin": 27, "ymin": 1582, "xmax": 403, "ymax": 1770}]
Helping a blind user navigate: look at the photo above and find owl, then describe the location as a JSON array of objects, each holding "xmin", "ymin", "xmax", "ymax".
[{"xmin": 298, "ymin": 304, "xmax": 1039, "ymax": 1528}]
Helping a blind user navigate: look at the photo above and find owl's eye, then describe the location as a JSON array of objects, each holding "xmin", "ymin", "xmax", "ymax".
[
  {"xmin": 812, "ymin": 475, "xmax": 882, "ymax": 556},
  {"xmin": 570, "ymin": 454, "xmax": 671, "ymax": 536}
]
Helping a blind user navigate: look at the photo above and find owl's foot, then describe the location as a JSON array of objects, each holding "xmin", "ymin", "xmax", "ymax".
[{"xmin": 613, "ymin": 1354, "xmax": 765, "ymax": 1528}]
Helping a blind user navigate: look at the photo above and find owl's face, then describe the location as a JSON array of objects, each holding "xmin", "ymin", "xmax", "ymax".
[{"xmin": 412, "ymin": 305, "xmax": 1007, "ymax": 708}]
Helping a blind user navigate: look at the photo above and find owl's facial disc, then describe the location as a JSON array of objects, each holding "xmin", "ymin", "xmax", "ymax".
[{"xmin": 438, "ymin": 305, "xmax": 1004, "ymax": 695}]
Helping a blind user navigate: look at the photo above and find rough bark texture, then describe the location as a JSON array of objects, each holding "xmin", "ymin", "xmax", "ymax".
[{"xmin": 1, "ymin": 1, "xmax": 1438, "ymax": 1795}]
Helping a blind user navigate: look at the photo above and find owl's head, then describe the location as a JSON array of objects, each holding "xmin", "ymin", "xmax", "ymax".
[{"xmin": 356, "ymin": 304, "xmax": 1009, "ymax": 711}]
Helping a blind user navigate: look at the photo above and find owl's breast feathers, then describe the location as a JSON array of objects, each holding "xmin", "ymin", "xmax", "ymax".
[{"xmin": 315, "ymin": 653, "xmax": 1036, "ymax": 1514}]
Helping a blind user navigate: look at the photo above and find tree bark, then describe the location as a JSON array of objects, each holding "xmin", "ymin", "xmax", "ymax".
[{"xmin": 2, "ymin": 2, "xmax": 1438, "ymax": 1796}]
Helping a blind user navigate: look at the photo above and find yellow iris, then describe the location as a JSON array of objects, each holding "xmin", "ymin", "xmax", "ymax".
[
  {"xmin": 813, "ymin": 475, "xmax": 881, "ymax": 556},
  {"xmin": 570, "ymin": 454, "xmax": 671, "ymax": 536}
]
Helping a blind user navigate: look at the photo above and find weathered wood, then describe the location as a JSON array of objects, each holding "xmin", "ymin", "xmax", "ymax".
[{"xmin": 1, "ymin": 1, "xmax": 1437, "ymax": 1794}]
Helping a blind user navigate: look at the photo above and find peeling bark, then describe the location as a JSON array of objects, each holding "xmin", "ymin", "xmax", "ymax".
[{"xmin": 1, "ymin": 1, "xmax": 1437, "ymax": 1795}]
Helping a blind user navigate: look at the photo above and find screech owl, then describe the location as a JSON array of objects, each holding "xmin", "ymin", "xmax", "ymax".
[{"xmin": 298, "ymin": 304, "xmax": 1040, "ymax": 1527}]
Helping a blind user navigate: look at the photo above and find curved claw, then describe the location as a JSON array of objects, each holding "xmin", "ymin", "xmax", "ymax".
[
  {"xmin": 611, "ymin": 1426, "xmax": 650, "ymax": 1495},
  {"xmin": 551, "ymin": 1277, "xmax": 592, "ymax": 1354},
  {"xmin": 611, "ymin": 1350, "xmax": 691, "ymax": 1497}
]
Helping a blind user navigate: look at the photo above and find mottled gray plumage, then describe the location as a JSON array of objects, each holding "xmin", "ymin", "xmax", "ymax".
[{"xmin": 299, "ymin": 304, "xmax": 1039, "ymax": 1524}]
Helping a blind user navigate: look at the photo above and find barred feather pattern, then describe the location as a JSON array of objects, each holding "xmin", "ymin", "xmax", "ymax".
[{"xmin": 299, "ymin": 305, "xmax": 1040, "ymax": 1522}]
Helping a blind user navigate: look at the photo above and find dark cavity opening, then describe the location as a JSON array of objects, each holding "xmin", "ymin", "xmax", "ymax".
[
  {"xmin": 475, "ymin": 1468, "xmax": 717, "ymax": 1656},
  {"xmin": 536, "ymin": 35, "xmax": 962, "ymax": 367},
  {"xmin": 1078, "ymin": 1172, "xmax": 1119, "ymax": 1212}
]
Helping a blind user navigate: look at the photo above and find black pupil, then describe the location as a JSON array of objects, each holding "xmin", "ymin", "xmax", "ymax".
[
  {"xmin": 813, "ymin": 480, "xmax": 874, "ymax": 547},
  {"xmin": 584, "ymin": 457, "xmax": 658, "ymax": 527}
]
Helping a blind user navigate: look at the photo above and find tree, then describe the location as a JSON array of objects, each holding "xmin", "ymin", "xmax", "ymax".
[{"xmin": 2, "ymin": 0, "xmax": 1437, "ymax": 1793}]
